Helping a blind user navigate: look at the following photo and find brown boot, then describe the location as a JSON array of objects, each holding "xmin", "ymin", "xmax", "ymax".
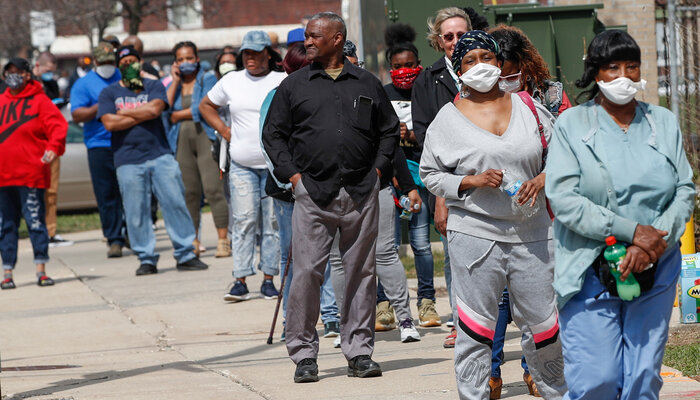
[
  {"xmin": 523, "ymin": 372, "xmax": 541, "ymax": 397},
  {"xmin": 215, "ymin": 238, "xmax": 231, "ymax": 258},
  {"xmin": 489, "ymin": 377, "xmax": 502, "ymax": 399}
]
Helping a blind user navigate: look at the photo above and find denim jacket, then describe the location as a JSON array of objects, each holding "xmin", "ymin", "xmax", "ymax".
[
  {"xmin": 164, "ymin": 69, "xmax": 217, "ymax": 152},
  {"xmin": 545, "ymin": 100, "xmax": 695, "ymax": 308}
]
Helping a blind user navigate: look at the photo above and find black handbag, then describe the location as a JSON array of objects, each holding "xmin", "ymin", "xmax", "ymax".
[{"xmin": 592, "ymin": 252, "xmax": 657, "ymax": 298}]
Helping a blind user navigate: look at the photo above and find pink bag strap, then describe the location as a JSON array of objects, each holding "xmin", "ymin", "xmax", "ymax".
[{"xmin": 517, "ymin": 91, "xmax": 547, "ymax": 152}]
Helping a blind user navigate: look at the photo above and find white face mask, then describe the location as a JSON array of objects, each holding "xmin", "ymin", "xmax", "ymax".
[
  {"xmin": 498, "ymin": 71, "xmax": 522, "ymax": 93},
  {"xmin": 459, "ymin": 62, "xmax": 502, "ymax": 93},
  {"xmin": 596, "ymin": 77, "xmax": 646, "ymax": 105},
  {"xmin": 218, "ymin": 63, "xmax": 235, "ymax": 76},
  {"xmin": 95, "ymin": 65, "xmax": 116, "ymax": 79}
]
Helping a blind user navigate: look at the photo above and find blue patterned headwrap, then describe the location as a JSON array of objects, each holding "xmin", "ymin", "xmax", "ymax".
[{"xmin": 450, "ymin": 30, "xmax": 501, "ymax": 74}]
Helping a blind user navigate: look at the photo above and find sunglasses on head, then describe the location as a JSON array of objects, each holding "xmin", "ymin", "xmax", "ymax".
[{"xmin": 439, "ymin": 32, "xmax": 466, "ymax": 42}]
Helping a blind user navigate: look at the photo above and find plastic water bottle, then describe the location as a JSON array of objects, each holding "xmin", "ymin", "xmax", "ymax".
[
  {"xmin": 603, "ymin": 236, "xmax": 641, "ymax": 301},
  {"xmin": 501, "ymin": 170, "xmax": 539, "ymax": 217},
  {"xmin": 399, "ymin": 195, "xmax": 419, "ymax": 220}
]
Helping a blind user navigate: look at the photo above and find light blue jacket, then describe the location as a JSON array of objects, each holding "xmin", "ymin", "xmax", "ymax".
[
  {"xmin": 545, "ymin": 100, "xmax": 695, "ymax": 308},
  {"xmin": 164, "ymin": 69, "xmax": 217, "ymax": 151}
]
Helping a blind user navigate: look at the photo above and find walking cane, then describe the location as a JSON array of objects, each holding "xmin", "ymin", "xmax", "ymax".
[{"xmin": 267, "ymin": 246, "xmax": 292, "ymax": 344}]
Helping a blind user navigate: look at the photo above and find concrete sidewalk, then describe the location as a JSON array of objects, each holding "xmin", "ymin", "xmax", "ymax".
[{"xmin": 1, "ymin": 216, "xmax": 699, "ymax": 400}]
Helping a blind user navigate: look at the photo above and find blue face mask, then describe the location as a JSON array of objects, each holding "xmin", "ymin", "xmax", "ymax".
[
  {"xmin": 41, "ymin": 71, "xmax": 54, "ymax": 81},
  {"xmin": 178, "ymin": 62, "xmax": 198, "ymax": 76}
]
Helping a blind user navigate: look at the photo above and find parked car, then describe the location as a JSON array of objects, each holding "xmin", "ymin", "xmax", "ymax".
[{"xmin": 57, "ymin": 122, "xmax": 97, "ymax": 211}]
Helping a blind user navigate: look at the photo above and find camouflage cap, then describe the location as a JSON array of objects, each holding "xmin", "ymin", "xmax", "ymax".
[{"xmin": 92, "ymin": 42, "xmax": 116, "ymax": 63}]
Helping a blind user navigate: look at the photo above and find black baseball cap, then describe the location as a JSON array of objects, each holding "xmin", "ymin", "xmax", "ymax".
[
  {"xmin": 117, "ymin": 45, "xmax": 141, "ymax": 62},
  {"xmin": 3, "ymin": 57, "xmax": 31, "ymax": 73}
]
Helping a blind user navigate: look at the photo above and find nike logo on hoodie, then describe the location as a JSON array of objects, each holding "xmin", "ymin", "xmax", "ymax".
[{"xmin": 0, "ymin": 96, "xmax": 39, "ymax": 144}]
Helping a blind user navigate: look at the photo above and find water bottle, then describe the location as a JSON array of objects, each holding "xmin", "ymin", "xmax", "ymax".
[
  {"xmin": 399, "ymin": 195, "xmax": 419, "ymax": 220},
  {"xmin": 603, "ymin": 236, "xmax": 641, "ymax": 301},
  {"xmin": 501, "ymin": 170, "xmax": 539, "ymax": 217}
]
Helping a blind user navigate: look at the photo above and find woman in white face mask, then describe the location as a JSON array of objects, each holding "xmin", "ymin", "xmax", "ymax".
[
  {"xmin": 545, "ymin": 30, "xmax": 695, "ymax": 400},
  {"xmin": 419, "ymin": 30, "xmax": 566, "ymax": 400}
]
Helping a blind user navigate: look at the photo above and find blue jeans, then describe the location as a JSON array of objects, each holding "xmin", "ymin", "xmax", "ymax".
[
  {"xmin": 87, "ymin": 147, "xmax": 125, "ymax": 246},
  {"xmin": 394, "ymin": 186, "xmax": 435, "ymax": 302},
  {"xmin": 116, "ymin": 154, "xmax": 196, "ymax": 265},
  {"xmin": 0, "ymin": 186, "xmax": 49, "ymax": 269},
  {"xmin": 491, "ymin": 287, "xmax": 529, "ymax": 378},
  {"xmin": 274, "ymin": 198, "xmax": 338, "ymax": 324},
  {"xmin": 229, "ymin": 161, "xmax": 279, "ymax": 278}
]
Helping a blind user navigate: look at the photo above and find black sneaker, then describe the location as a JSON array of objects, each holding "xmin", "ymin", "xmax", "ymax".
[
  {"xmin": 323, "ymin": 321, "xmax": 340, "ymax": 338},
  {"xmin": 294, "ymin": 358, "xmax": 319, "ymax": 383},
  {"xmin": 37, "ymin": 275, "xmax": 55, "ymax": 287},
  {"xmin": 176, "ymin": 257, "xmax": 208, "ymax": 271},
  {"xmin": 49, "ymin": 235, "xmax": 74, "ymax": 248},
  {"xmin": 347, "ymin": 355, "xmax": 382, "ymax": 378},
  {"xmin": 135, "ymin": 263, "xmax": 157, "ymax": 276}
]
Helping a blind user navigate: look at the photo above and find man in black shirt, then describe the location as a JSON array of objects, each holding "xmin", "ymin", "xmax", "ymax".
[{"xmin": 263, "ymin": 12, "xmax": 399, "ymax": 383}]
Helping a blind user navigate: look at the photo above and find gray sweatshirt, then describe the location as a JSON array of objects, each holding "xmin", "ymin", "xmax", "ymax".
[{"xmin": 420, "ymin": 93, "xmax": 555, "ymax": 243}]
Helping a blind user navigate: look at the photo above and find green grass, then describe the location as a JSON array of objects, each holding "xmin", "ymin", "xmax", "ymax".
[
  {"xmin": 664, "ymin": 344, "xmax": 700, "ymax": 378},
  {"xmin": 18, "ymin": 211, "xmax": 102, "ymax": 239},
  {"xmin": 401, "ymin": 251, "xmax": 445, "ymax": 279}
]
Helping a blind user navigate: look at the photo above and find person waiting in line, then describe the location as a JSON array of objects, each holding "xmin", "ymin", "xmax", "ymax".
[
  {"xmin": 259, "ymin": 42, "xmax": 340, "ymax": 343},
  {"xmin": 165, "ymin": 41, "xmax": 230, "ymax": 258},
  {"xmin": 33, "ymin": 51, "xmax": 73, "ymax": 248},
  {"xmin": 420, "ymin": 31, "xmax": 566, "ymax": 400},
  {"xmin": 98, "ymin": 45, "xmax": 208, "ymax": 276},
  {"xmin": 485, "ymin": 24, "xmax": 572, "ymax": 399},
  {"xmin": 343, "ymin": 40, "xmax": 362, "ymax": 67},
  {"xmin": 412, "ymin": 6, "xmax": 473, "ymax": 345},
  {"xmin": 71, "ymin": 42, "xmax": 127, "ymax": 259},
  {"xmin": 545, "ymin": 30, "xmax": 695, "ymax": 400},
  {"xmin": 0, "ymin": 57, "xmax": 67, "ymax": 289},
  {"xmin": 199, "ymin": 31, "xmax": 286, "ymax": 302},
  {"xmin": 263, "ymin": 12, "xmax": 398, "ymax": 383},
  {"xmin": 373, "ymin": 22, "xmax": 435, "ymax": 334},
  {"xmin": 214, "ymin": 49, "xmax": 237, "ymax": 80}
]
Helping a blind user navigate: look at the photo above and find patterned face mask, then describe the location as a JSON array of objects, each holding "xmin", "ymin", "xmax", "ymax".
[
  {"xmin": 390, "ymin": 66, "xmax": 423, "ymax": 90},
  {"xmin": 5, "ymin": 73, "xmax": 24, "ymax": 90},
  {"xmin": 119, "ymin": 61, "xmax": 144, "ymax": 91}
]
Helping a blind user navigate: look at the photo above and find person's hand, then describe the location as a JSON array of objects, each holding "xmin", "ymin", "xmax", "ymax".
[
  {"xmin": 617, "ymin": 245, "xmax": 652, "ymax": 281},
  {"xmin": 407, "ymin": 189, "xmax": 422, "ymax": 212},
  {"xmin": 289, "ymin": 173, "xmax": 302, "ymax": 191},
  {"xmin": 632, "ymin": 224, "xmax": 668, "ymax": 262},
  {"xmin": 392, "ymin": 177, "xmax": 401, "ymax": 191},
  {"xmin": 170, "ymin": 63, "xmax": 180, "ymax": 82},
  {"xmin": 435, "ymin": 197, "xmax": 448, "ymax": 236},
  {"xmin": 517, "ymin": 173, "xmax": 545, "ymax": 207},
  {"xmin": 376, "ymin": 168, "xmax": 382, "ymax": 178},
  {"xmin": 470, "ymin": 169, "xmax": 503, "ymax": 188},
  {"xmin": 399, "ymin": 123, "xmax": 409, "ymax": 140},
  {"xmin": 41, "ymin": 150, "xmax": 56, "ymax": 164}
]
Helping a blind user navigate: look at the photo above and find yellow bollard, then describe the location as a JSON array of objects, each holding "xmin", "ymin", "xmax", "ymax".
[
  {"xmin": 680, "ymin": 218, "xmax": 696, "ymax": 255},
  {"xmin": 677, "ymin": 217, "xmax": 695, "ymax": 307}
]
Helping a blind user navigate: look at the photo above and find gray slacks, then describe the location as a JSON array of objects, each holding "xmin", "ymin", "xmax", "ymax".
[
  {"xmin": 286, "ymin": 178, "xmax": 379, "ymax": 363},
  {"xmin": 330, "ymin": 186, "xmax": 413, "ymax": 321}
]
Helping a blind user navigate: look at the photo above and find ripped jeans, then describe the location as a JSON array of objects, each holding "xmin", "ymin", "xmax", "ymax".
[
  {"xmin": 228, "ymin": 160, "xmax": 279, "ymax": 278},
  {"xmin": 0, "ymin": 186, "xmax": 49, "ymax": 269}
]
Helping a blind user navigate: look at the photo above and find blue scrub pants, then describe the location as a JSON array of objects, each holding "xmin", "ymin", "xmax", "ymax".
[{"xmin": 559, "ymin": 244, "xmax": 681, "ymax": 400}]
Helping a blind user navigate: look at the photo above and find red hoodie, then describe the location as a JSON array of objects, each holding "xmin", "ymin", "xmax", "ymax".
[{"xmin": 0, "ymin": 80, "xmax": 67, "ymax": 189}]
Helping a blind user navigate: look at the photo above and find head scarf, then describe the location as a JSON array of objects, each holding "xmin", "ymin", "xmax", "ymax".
[{"xmin": 450, "ymin": 30, "xmax": 501, "ymax": 74}]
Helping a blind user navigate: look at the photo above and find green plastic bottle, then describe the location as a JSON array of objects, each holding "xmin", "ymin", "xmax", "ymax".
[{"xmin": 603, "ymin": 236, "xmax": 641, "ymax": 301}]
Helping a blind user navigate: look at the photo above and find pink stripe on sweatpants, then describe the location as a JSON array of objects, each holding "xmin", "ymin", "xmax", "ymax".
[
  {"xmin": 457, "ymin": 304, "xmax": 495, "ymax": 340},
  {"xmin": 533, "ymin": 315, "xmax": 559, "ymax": 344}
]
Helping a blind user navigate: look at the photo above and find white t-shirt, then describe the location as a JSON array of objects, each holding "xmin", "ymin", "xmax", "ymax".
[{"xmin": 207, "ymin": 70, "xmax": 286, "ymax": 169}]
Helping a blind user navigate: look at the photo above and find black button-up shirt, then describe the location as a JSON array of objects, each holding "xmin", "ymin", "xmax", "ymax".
[{"xmin": 262, "ymin": 59, "xmax": 399, "ymax": 207}]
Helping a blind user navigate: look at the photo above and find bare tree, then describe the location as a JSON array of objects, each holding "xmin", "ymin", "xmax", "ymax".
[
  {"xmin": 50, "ymin": 0, "xmax": 120, "ymax": 46},
  {"xmin": 0, "ymin": 0, "xmax": 34, "ymax": 58},
  {"xmin": 119, "ymin": 0, "xmax": 201, "ymax": 36}
]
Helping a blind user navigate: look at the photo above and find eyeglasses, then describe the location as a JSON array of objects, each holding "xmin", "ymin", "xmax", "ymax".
[{"xmin": 439, "ymin": 32, "xmax": 466, "ymax": 42}]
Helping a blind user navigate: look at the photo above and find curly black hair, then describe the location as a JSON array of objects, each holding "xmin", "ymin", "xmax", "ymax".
[
  {"xmin": 462, "ymin": 7, "xmax": 489, "ymax": 31},
  {"xmin": 384, "ymin": 23, "xmax": 419, "ymax": 63},
  {"xmin": 576, "ymin": 30, "xmax": 641, "ymax": 102}
]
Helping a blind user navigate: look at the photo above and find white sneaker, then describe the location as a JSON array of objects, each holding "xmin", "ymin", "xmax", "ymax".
[
  {"xmin": 49, "ymin": 235, "xmax": 74, "ymax": 248},
  {"xmin": 399, "ymin": 319, "xmax": 421, "ymax": 343},
  {"xmin": 333, "ymin": 336, "xmax": 341, "ymax": 348}
]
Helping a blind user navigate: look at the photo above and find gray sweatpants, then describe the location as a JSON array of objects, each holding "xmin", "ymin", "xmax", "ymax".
[
  {"xmin": 330, "ymin": 186, "xmax": 413, "ymax": 321},
  {"xmin": 286, "ymin": 179, "xmax": 379, "ymax": 363},
  {"xmin": 448, "ymin": 231, "xmax": 566, "ymax": 400}
]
